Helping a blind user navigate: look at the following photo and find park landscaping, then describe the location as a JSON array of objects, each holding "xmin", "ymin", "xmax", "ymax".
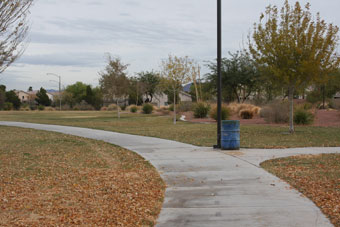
[
  {"xmin": 261, "ymin": 154, "xmax": 340, "ymax": 227},
  {"xmin": 0, "ymin": 126, "xmax": 165, "ymax": 226},
  {"xmin": 0, "ymin": 110, "xmax": 340, "ymax": 148}
]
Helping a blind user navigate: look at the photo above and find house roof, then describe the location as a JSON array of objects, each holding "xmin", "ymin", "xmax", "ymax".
[{"xmin": 183, "ymin": 83, "xmax": 193, "ymax": 93}]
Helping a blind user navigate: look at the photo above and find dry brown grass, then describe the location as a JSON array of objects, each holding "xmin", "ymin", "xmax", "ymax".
[
  {"xmin": 227, "ymin": 103, "xmax": 261, "ymax": 118},
  {"xmin": 0, "ymin": 126, "xmax": 165, "ymax": 226}
]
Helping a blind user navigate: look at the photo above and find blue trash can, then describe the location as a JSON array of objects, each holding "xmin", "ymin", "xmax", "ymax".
[{"xmin": 221, "ymin": 120, "xmax": 240, "ymax": 150}]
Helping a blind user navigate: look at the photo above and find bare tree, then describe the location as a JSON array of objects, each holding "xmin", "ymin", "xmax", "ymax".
[
  {"xmin": 0, "ymin": 0, "xmax": 33, "ymax": 73},
  {"xmin": 99, "ymin": 55, "xmax": 130, "ymax": 119},
  {"xmin": 160, "ymin": 55, "xmax": 192, "ymax": 124}
]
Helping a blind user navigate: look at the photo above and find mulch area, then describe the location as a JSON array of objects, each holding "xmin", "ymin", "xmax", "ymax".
[{"xmin": 182, "ymin": 109, "xmax": 340, "ymax": 127}]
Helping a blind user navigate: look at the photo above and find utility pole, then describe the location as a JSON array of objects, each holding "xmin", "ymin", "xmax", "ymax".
[
  {"xmin": 47, "ymin": 73, "xmax": 62, "ymax": 111},
  {"xmin": 215, "ymin": 0, "xmax": 222, "ymax": 149}
]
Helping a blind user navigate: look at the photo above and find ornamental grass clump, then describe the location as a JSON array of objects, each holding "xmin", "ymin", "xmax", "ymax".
[{"xmin": 240, "ymin": 109, "xmax": 254, "ymax": 119}]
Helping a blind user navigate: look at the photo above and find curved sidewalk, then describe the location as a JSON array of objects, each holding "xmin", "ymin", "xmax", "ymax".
[{"xmin": 0, "ymin": 121, "xmax": 338, "ymax": 227}]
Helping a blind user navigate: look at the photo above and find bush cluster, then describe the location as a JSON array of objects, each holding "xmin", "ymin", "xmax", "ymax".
[
  {"xmin": 142, "ymin": 103, "xmax": 153, "ymax": 114},
  {"xmin": 193, "ymin": 102, "xmax": 210, "ymax": 118}
]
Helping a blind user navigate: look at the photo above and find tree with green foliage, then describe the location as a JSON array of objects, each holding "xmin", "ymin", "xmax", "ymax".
[
  {"xmin": 35, "ymin": 87, "xmax": 51, "ymax": 106},
  {"xmin": 0, "ymin": 0, "xmax": 33, "ymax": 73},
  {"xmin": 138, "ymin": 71, "xmax": 160, "ymax": 103},
  {"xmin": 91, "ymin": 87, "xmax": 103, "ymax": 110},
  {"xmin": 64, "ymin": 82, "xmax": 87, "ymax": 104},
  {"xmin": 160, "ymin": 55, "xmax": 192, "ymax": 124},
  {"xmin": 84, "ymin": 85, "xmax": 94, "ymax": 106},
  {"xmin": 249, "ymin": 0, "xmax": 340, "ymax": 133},
  {"xmin": 5, "ymin": 90, "xmax": 21, "ymax": 110},
  {"xmin": 0, "ymin": 85, "xmax": 6, "ymax": 110},
  {"xmin": 206, "ymin": 51, "xmax": 260, "ymax": 103},
  {"xmin": 99, "ymin": 56, "xmax": 130, "ymax": 118},
  {"xmin": 128, "ymin": 76, "xmax": 146, "ymax": 105}
]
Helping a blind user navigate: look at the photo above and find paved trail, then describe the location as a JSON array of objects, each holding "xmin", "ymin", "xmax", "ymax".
[{"xmin": 1, "ymin": 121, "xmax": 339, "ymax": 227}]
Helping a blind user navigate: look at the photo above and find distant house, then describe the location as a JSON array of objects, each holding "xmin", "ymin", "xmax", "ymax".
[
  {"xmin": 14, "ymin": 90, "xmax": 30, "ymax": 103},
  {"xmin": 334, "ymin": 92, "xmax": 340, "ymax": 99},
  {"xmin": 148, "ymin": 91, "xmax": 192, "ymax": 107}
]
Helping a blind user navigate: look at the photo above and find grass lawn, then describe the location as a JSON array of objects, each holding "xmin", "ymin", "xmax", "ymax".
[
  {"xmin": 261, "ymin": 154, "xmax": 340, "ymax": 227},
  {"xmin": 0, "ymin": 126, "xmax": 165, "ymax": 226},
  {"xmin": 0, "ymin": 111, "xmax": 340, "ymax": 148}
]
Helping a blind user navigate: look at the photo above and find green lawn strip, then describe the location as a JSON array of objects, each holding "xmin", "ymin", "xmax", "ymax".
[
  {"xmin": 261, "ymin": 154, "xmax": 340, "ymax": 227},
  {"xmin": 0, "ymin": 111, "xmax": 340, "ymax": 148},
  {"xmin": 0, "ymin": 126, "xmax": 165, "ymax": 226}
]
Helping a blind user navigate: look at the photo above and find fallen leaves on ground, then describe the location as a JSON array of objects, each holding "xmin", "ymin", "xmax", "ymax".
[
  {"xmin": 0, "ymin": 126, "xmax": 165, "ymax": 226},
  {"xmin": 261, "ymin": 154, "xmax": 340, "ymax": 227}
]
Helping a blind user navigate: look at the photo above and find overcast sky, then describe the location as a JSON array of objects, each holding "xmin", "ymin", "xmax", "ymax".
[{"xmin": 1, "ymin": 0, "xmax": 340, "ymax": 91}]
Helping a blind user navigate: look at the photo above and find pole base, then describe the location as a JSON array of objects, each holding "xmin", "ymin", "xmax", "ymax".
[{"xmin": 213, "ymin": 144, "xmax": 221, "ymax": 149}]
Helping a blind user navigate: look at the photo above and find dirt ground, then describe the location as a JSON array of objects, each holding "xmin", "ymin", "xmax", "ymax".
[{"xmin": 182, "ymin": 109, "xmax": 340, "ymax": 127}]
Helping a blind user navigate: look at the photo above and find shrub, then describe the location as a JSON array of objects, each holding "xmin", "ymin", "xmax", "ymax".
[
  {"xmin": 20, "ymin": 106, "xmax": 30, "ymax": 111},
  {"xmin": 61, "ymin": 104, "xmax": 72, "ymax": 111},
  {"xmin": 210, "ymin": 105, "xmax": 231, "ymax": 120},
  {"xmin": 294, "ymin": 109, "xmax": 314, "ymax": 125},
  {"xmin": 177, "ymin": 101, "xmax": 193, "ymax": 112},
  {"xmin": 121, "ymin": 105, "xmax": 127, "ymax": 111},
  {"xmin": 73, "ymin": 101, "xmax": 94, "ymax": 111},
  {"xmin": 38, "ymin": 105, "xmax": 45, "ymax": 111},
  {"xmin": 45, "ymin": 107, "xmax": 55, "ymax": 111},
  {"xmin": 240, "ymin": 109, "xmax": 254, "ymax": 119},
  {"xmin": 303, "ymin": 102, "xmax": 313, "ymax": 110},
  {"xmin": 260, "ymin": 101, "xmax": 289, "ymax": 123},
  {"xmin": 100, "ymin": 106, "xmax": 108, "ymax": 111},
  {"xmin": 193, "ymin": 102, "xmax": 210, "ymax": 118},
  {"xmin": 130, "ymin": 105, "xmax": 138, "ymax": 113},
  {"xmin": 107, "ymin": 104, "xmax": 118, "ymax": 111},
  {"xmin": 4, "ymin": 102, "xmax": 13, "ymax": 111},
  {"xmin": 142, "ymin": 103, "xmax": 153, "ymax": 114}
]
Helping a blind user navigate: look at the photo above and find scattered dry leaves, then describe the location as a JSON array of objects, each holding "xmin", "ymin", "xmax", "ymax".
[
  {"xmin": 0, "ymin": 126, "xmax": 165, "ymax": 226},
  {"xmin": 261, "ymin": 154, "xmax": 340, "ymax": 227}
]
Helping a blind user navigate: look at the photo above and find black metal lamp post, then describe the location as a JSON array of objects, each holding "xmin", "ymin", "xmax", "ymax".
[{"xmin": 214, "ymin": 0, "xmax": 222, "ymax": 149}]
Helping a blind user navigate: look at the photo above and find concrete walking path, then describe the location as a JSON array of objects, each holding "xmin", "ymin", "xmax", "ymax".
[{"xmin": 0, "ymin": 121, "xmax": 339, "ymax": 227}]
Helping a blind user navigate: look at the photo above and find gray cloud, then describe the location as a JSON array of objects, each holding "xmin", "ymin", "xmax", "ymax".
[{"xmin": 17, "ymin": 52, "xmax": 104, "ymax": 67}]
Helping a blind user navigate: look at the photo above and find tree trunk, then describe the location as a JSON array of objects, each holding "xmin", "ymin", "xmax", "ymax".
[
  {"xmin": 288, "ymin": 85, "xmax": 295, "ymax": 133},
  {"xmin": 117, "ymin": 99, "xmax": 120, "ymax": 119},
  {"xmin": 193, "ymin": 79, "xmax": 199, "ymax": 102},
  {"xmin": 173, "ymin": 90, "xmax": 176, "ymax": 125}
]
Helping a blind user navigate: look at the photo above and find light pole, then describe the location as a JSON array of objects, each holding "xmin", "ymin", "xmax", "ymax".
[
  {"xmin": 47, "ymin": 73, "xmax": 62, "ymax": 111},
  {"xmin": 214, "ymin": 0, "xmax": 222, "ymax": 149}
]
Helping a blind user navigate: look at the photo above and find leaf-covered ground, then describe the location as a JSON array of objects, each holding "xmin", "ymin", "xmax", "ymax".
[
  {"xmin": 0, "ymin": 126, "xmax": 165, "ymax": 226},
  {"xmin": 261, "ymin": 154, "xmax": 340, "ymax": 227}
]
